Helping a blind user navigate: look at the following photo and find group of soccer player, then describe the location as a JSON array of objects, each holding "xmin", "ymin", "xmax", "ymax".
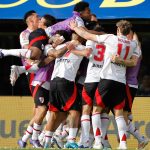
[{"xmin": 0, "ymin": 1, "xmax": 149, "ymax": 150}]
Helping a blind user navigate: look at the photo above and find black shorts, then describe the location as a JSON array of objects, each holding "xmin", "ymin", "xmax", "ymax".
[
  {"xmin": 95, "ymin": 79, "xmax": 126, "ymax": 110},
  {"xmin": 82, "ymin": 82, "xmax": 99, "ymax": 106},
  {"xmin": 31, "ymin": 85, "xmax": 49, "ymax": 107},
  {"xmin": 49, "ymin": 77, "xmax": 81, "ymax": 112},
  {"xmin": 124, "ymin": 85, "xmax": 137, "ymax": 112}
]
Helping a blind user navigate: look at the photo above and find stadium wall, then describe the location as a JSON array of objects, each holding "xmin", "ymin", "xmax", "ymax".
[{"xmin": 0, "ymin": 96, "xmax": 150, "ymax": 149}]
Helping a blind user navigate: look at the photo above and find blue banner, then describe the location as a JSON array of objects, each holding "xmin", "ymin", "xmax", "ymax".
[{"xmin": 0, "ymin": 0, "xmax": 149, "ymax": 19}]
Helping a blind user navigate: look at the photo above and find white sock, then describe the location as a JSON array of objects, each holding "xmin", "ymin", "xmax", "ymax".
[
  {"xmin": 22, "ymin": 125, "xmax": 33, "ymax": 142},
  {"xmin": 92, "ymin": 113, "xmax": 102, "ymax": 143},
  {"xmin": 81, "ymin": 115, "xmax": 90, "ymax": 145},
  {"xmin": 60, "ymin": 128, "xmax": 69, "ymax": 139},
  {"xmin": 18, "ymin": 64, "xmax": 39, "ymax": 75},
  {"xmin": 128, "ymin": 120, "xmax": 143, "ymax": 142},
  {"xmin": 101, "ymin": 113, "xmax": 109, "ymax": 139},
  {"xmin": 38, "ymin": 130, "xmax": 45, "ymax": 141},
  {"xmin": 45, "ymin": 131, "xmax": 54, "ymax": 146},
  {"xmin": 89, "ymin": 132, "xmax": 94, "ymax": 147},
  {"xmin": 2, "ymin": 49, "xmax": 31, "ymax": 58},
  {"xmin": 68, "ymin": 128, "xmax": 78, "ymax": 143},
  {"xmin": 55, "ymin": 123, "xmax": 63, "ymax": 135},
  {"xmin": 115, "ymin": 116, "xmax": 127, "ymax": 146},
  {"xmin": 79, "ymin": 131, "xmax": 84, "ymax": 145},
  {"xmin": 32, "ymin": 123, "xmax": 41, "ymax": 140}
]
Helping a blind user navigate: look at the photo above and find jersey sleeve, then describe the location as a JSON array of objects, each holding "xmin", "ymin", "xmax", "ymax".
[
  {"xmin": 45, "ymin": 27, "xmax": 52, "ymax": 38},
  {"xmin": 132, "ymin": 41, "xmax": 142, "ymax": 58},
  {"xmin": 44, "ymin": 44, "xmax": 54, "ymax": 56},
  {"xmin": 75, "ymin": 16, "xmax": 85, "ymax": 27},
  {"xmin": 96, "ymin": 34, "xmax": 113, "ymax": 44},
  {"xmin": 86, "ymin": 40, "xmax": 95, "ymax": 49},
  {"xmin": 20, "ymin": 31, "xmax": 30, "ymax": 48}
]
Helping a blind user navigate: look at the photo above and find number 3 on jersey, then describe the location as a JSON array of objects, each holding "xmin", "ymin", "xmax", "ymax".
[{"xmin": 94, "ymin": 44, "xmax": 106, "ymax": 62}]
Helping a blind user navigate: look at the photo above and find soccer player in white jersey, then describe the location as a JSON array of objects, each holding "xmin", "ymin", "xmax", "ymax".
[
  {"xmin": 43, "ymin": 33, "xmax": 92, "ymax": 149},
  {"xmin": 76, "ymin": 25, "xmax": 105, "ymax": 148},
  {"xmin": 111, "ymin": 31, "xmax": 149, "ymax": 149},
  {"xmin": 70, "ymin": 20, "xmax": 140, "ymax": 149}
]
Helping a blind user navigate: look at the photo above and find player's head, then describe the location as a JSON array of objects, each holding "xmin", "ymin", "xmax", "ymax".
[
  {"xmin": 55, "ymin": 30, "xmax": 71, "ymax": 43},
  {"xmin": 24, "ymin": 10, "xmax": 39, "ymax": 29},
  {"xmin": 116, "ymin": 20, "xmax": 132, "ymax": 36},
  {"xmin": 29, "ymin": 28, "xmax": 48, "ymax": 51},
  {"xmin": 74, "ymin": 2, "xmax": 91, "ymax": 20},
  {"xmin": 39, "ymin": 14, "xmax": 56, "ymax": 29},
  {"xmin": 126, "ymin": 30, "xmax": 134, "ymax": 40},
  {"xmin": 91, "ymin": 14, "xmax": 98, "ymax": 22},
  {"xmin": 85, "ymin": 21, "xmax": 104, "ymax": 32}
]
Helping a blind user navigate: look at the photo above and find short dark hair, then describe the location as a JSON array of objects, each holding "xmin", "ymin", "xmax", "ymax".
[
  {"xmin": 55, "ymin": 30, "xmax": 71, "ymax": 43},
  {"xmin": 24, "ymin": 10, "xmax": 36, "ymax": 23},
  {"xmin": 116, "ymin": 20, "xmax": 132, "ymax": 35},
  {"xmin": 43, "ymin": 14, "xmax": 56, "ymax": 27},
  {"xmin": 74, "ymin": 1, "xmax": 89, "ymax": 12},
  {"xmin": 85, "ymin": 21, "xmax": 105, "ymax": 32},
  {"xmin": 91, "ymin": 14, "xmax": 96, "ymax": 17}
]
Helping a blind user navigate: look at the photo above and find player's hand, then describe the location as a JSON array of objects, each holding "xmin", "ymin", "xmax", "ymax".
[
  {"xmin": 69, "ymin": 20, "xmax": 78, "ymax": 30},
  {"xmin": 111, "ymin": 54, "xmax": 122, "ymax": 63},
  {"xmin": 84, "ymin": 48, "xmax": 92, "ymax": 57},
  {"xmin": 52, "ymin": 36, "xmax": 65, "ymax": 48},
  {"xmin": 67, "ymin": 43, "xmax": 75, "ymax": 51}
]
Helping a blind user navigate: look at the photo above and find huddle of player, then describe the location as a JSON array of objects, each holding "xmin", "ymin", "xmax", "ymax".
[{"xmin": 0, "ymin": 1, "xmax": 149, "ymax": 150}]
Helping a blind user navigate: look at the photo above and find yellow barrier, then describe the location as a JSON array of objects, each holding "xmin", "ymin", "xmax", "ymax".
[{"xmin": 0, "ymin": 96, "xmax": 150, "ymax": 149}]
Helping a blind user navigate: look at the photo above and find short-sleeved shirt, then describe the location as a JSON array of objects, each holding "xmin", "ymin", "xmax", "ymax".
[
  {"xmin": 51, "ymin": 44, "xmax": 85, "ymax": 81},
  {"xmin": 20, "ymin": 28, "xmax": 32, "ymax": 48},
  {"xmin": 84, "ymin": 40, "xmax": 105, "ymax": 83},
  {"xmin": 96, "ymin": 34, "xmax": 140, "ymax": 84}
]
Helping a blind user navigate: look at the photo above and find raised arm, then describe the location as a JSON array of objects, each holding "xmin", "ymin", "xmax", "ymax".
[{"xmin": 69, "ymin": 20, "xmax": 98, "ymax": 42}]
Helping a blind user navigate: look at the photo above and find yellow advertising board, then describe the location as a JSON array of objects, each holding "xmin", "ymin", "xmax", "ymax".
[{"xmin": 0, "ymin": 96, "xmax": 150, "ymax": 149}]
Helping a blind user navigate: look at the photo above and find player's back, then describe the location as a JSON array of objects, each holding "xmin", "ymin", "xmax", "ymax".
[
  {"xmin": 85, "ymin": 40, "xmax": 105, "ymax": 83},
  {"xmin": 98, "ymin": 34, "xmax": 137, "ymax": 84},
  {"xmin": 51, "ymin": 44, "xmax": 85, "ymax": 82}
]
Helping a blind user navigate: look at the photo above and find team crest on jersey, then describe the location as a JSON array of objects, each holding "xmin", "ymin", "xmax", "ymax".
[{"xmin": 39, "ymin": 97, "xmax": 44, "ymax": 103}]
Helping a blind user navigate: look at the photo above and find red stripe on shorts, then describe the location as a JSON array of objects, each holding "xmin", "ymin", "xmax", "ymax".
[
  {"xmin": 63, "ymin": 84, "xmax": 77, "ymax": 111},
  {"xmin": 82, "ymin": 87, "xmax": 93, "ymax": 106}
]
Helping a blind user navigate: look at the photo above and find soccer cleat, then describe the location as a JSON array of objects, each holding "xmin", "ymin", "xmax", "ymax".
[
  {"xmin": 138, "ymin": 137, "xmax": 149, "ymax": 150},
  {"xmin": 78, "ymin": 140, "xmax": 90, "ymax": 148},
  {"xmin": 52, "ymin": 135, "xmax": 64, "ymax": 148},
  {"xmin": 17, "ymin": 139, "xmax": 27, "ymax": 148},
  {"xmin": 30, "ymin": 139, "xmax": 43, "ymax": 148},
  {"xmin": 10, "ymin": 65, "xmax": 20, "ymax": 86},
  {"xmin": 117, "ymin": 144, "xmax": 127, "ymax": 150},
  {"xmin": 64, "ymin": 142, "xmax": 79, "ymax": 149},
  {"xmin": 93, "ymin": 141, "xmax": 103, "ymax": 149},
  {"xmin": 78, "ymin": 145, "xmax": 89, "ymax": 148},
  {"xmin": 0, "ymin": 49, "xmax": 4, "ymax": 59}
]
